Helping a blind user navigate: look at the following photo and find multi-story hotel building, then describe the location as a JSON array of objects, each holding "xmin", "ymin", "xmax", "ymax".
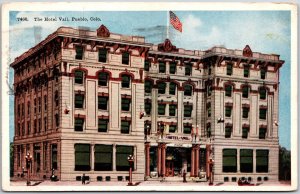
[{"xmin": 12, "ymin": 25, "xmax": 284, "ymax": 183}]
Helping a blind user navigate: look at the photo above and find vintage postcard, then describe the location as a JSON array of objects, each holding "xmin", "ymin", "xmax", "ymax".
[{"xmin": 1, "ymin": 2, "xmax": 297, "ymax": 192}]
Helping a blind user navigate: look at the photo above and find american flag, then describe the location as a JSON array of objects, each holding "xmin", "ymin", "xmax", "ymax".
[{"xmin": 169, "ymin": 11, "xmax": 182, "ymax": 32}]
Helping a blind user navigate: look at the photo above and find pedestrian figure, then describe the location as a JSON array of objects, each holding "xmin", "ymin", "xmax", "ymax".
[
  {"xmin": 82, "ymin": 173, "xmax": 86, "ymax": 185},
  {"xmin": 183, "ymin": 169, "xmax": 187, "ymax": 183}
]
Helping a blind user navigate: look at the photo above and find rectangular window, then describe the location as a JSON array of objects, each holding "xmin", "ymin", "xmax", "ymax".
[
  {"xmin": 206, "ymin": 125, "xmax": 211, "ymax": 137},
  {"xmin": 44, "ymin": 117, "xmax": 47, "ymax": 132},
  {"xmin": 158, "ymin": 83, "xmax": 166, "ymax": 94},
  {"xmin": 242, "ymin": 107, "xmax": 249, "ymax": 118},
  {"xmin": 158, "ymin": 104, "xmax": 166, "ymax": 115},
  {"xmin": 259, "ymin": 128, "xmax": 267, "ymax": 139},
  {"xmin": 38, "ymin": 118, "xmax": 42, "ymax": 132},
  {"xmin": 75, "ymin": 46, "xmax": 83, "ymax": 60},
  {"xmin": 244, "ymin": 65, "xmax": 250, "ymax": 77},
  {"xmin": 261, "ymin": 68, "xmax": 266, "ymax": 79},
  {"xmin": 121, "ymin": 75, "xmax": 130, "ymax": 88},
  {"xmin": 122, "ymin": 52, "xmax": 130, "ymax": 65},
  {"xmin": 44, "ymin": 96, "xmax": 47, "ymax": 111},
  {"xmin": 144, "ymin": 81, "xmax": 152, "ymax": 93},
  {"xmin": 75, "ymin": 144, "xmax": 90, "ymax": 171},
  {"xmin": 225, "ymin": 85, "xmax": 232, "ymax": 97},
  {"xmin": 225, "ymin": 127, "xmax": 232, "ymax": 138},
  {"xmin": 242, "ymin": 128, "xmax": 249, "ymax": 139},
  {"xmin": 260, "ymin": 89, "xmax": 266, "ymax": 100},
  {"xmin": 256, "ymin": 150, "xmax": 269, "ymax": 172},
  {"xmin": 185, "ymin": 63, "xmax": 192, "ymax": 76},
  {"xmin": 242, "ymin": 87, "xmax": 249, "ymax": 98},
  {"xmin": 51, "ymin": 144, "xmax": 57, "ymax": 170},
  {"xmin": 98, "ymin": 48, "xmax": 107, "ymax": 63},
  {"xmin": 98, "ymin": 96, "xmax": 108, "ymax": 110},
  {"xmin": 98, "ymin": 119, "xmax": 108, "ymax": 132},
  {"xmin": 75, "ymin": 71, "xmax": 84, "ymax": 84},
  {"xmin": 121, "ymin": 121, "xmax": 130, "ymax": 134},
  {"xmin": 169, "ymin": 83, "xmax": 176, "ymax": 95},
  {"xmin": 75, "ymin": 118, "xmax": 84, "ymax": 131},
  {"xmin": 227, "ymin": 63, "xmax": 233, "ymax": 75},
  {"xmin": 225, "ymin": 107, "xmax": 232, "ymax": 117},
  {"xmin": 75, "ymin": 94, "xmax": 84, "ymax": 109},
  {"xmin": 27, "ymin": 121, "xmax": 31, "ymax": 134},
  {"xmin": 169, "ymin": 62, "xmax": 176, "ymax": 74},
  {"xmin": 34, "ymin": 120, "xmax": 37, "ymax": 134},
  {"xmin": 116, "ymin": 146, "xmax": 134, "ymax": 171},
  {"xmin": 184, "ymin": 105, "xmax": 193, "ymax": 117},
  {"xmin": 207, "ymin": 105, "xmax": 211, "ymax": 117},
  {"xmin": 144, "ymin": 60, "xmax": 150, "ymax": 71},
  {"xmin": 169, "ymin": 125, "xmax": 177, "ymax": 133},
  {"xmin": 28, "ymin": 102, "xmax": 31, "ymax": 115},
  {"xmin": 98, "ymin": 72, "xmax": 108, "ymax": 86},
  {"xmin": 259, "ymin": 109, "xmax": 267, "ymax": 120},
  {"xmin": 183, "ymin": 125, "xmax": 192, "ymax": 134},
  {"xmin": 94, "ymin": 145, "xmax": 113, "ymax": 171},
  {"xmin": 222, "ymin": 149, "xmax": 237, "ymax": 172},
  {"xmin": 144, "ymin": 102, "xmax": 151, "ymax": 115},
  {"xmin": 240, "ymin": 149, "xmax": 253, "ymax": 172},
  {"xmin": 159, "ymin": 62, "xmax": 166, "ymax": 73},
  {"xmin": 34, "ymin": 99, "xmax": 37, "ymax": 114},
  {"xmin": 121, "ymin": 98, "xmax": 131, "ymax": 111},
  {"xmin": 169, "ymin": 105, "xmax": 177, "ymax": 116}
]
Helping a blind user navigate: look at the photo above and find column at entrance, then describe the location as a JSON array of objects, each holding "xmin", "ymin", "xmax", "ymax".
[
  {"xmin": 190, "ymin": 147, "xmax": 195, "ymax": 177},
  {"xmin": 161, "ymin": 143, "xmax": 166, "ymax": 177},
  {"xmin": 157, "ymin": 144, "xmax": 161, "ymax": 176},
  {"xmin": 194, "ymin": 144, "xmax": 200, "ymax": 177},
  {"xmin": 145, "ymin": 143, "xmax": 150, "ymax": 177}
]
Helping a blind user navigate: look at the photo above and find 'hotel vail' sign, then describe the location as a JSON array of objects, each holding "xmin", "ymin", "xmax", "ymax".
[{"xmin": 165, "ymin": 135, "xmax": 191, "ymax": 141}]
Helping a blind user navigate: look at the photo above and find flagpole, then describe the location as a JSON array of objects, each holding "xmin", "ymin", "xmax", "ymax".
[{"xmin": 166, "ymin": 10, "xmax": 169, "ymax": 39}]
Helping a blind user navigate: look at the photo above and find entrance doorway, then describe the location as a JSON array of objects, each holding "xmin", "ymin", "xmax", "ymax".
[{"xmin": 166, "ymin": 159, "xmax": 174, "ymax": 177}]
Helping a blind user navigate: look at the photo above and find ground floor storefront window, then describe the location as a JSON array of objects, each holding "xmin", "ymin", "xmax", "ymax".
[
  {"xmin": 222, "ymin": 149, "xmax": 237, "ymax": 172},
  {"xmin": 75, "ymin": 144, "xmax": 90, "ymax": 171},
  {"xmin": 240, "ymin": 149, "xmax": 253, "ymax": 172},
  {"xmin": 116, "ymin": 146, "xmax": 134, "ymax": 171},
  {"xmin": 256, "ymin": 150, "xmax": 269, "ymax": 172},
  {"xmin": 94, "ymin": 144, "xmax": 113, "ymax": 171}
]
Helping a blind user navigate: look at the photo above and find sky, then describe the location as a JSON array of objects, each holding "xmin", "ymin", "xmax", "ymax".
[{"xmin": 8, "ymin": 11, "xmax": 291, "ymax": 149}]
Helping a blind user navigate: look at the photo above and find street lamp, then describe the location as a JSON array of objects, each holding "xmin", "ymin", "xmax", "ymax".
[
  {"xmin": 127, "ymin": 155, "xmax": 134, "ymax": 186},
  {"xmin": 25, "ymin": 152, "xmax": 32, "ymax": 186}
]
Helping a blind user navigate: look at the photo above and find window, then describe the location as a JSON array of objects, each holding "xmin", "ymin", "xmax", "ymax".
[
  {"xmin": 259, "ymin": 88, "xmax": 266, "ymax": 100},
  {"xmin": 94, "ymin": 145, "xmax": 112, "ymax": 171},
  {"xmin": 207, "ymin": 103, "xmax": 211, "ymax": 117},
  {"xmin": 121, "ymin": 98, "xmax": 131, "ymax": 111},
  {"xmin": 44, "ymin": 96, "xmax": 47, "ymax": 111},
  {"xmin": 242, "ymin": 127, "xmax": 249, "ymax": 139},
  {"xmin": 183, "ymin": 125, "xmax": 192, "ymax": 134},
  {"xmin": 184, "ymin": 85, "xmax": 193, "ymax": 96},
  {"xmin": 144, "ymin": 60, "xmax": 150, "ymax": 71},
  {"xmin": 169, "ymin": 125, "xmax": 177, "ymax": 133},
  {"xmin": 184, "ymin": 105, "xmax": 193, "ymax": 117},
  {"xmin": 169, "ymin": 105, "xmax": 177, "ymax": 116},
  {"xmin": 33, "ymin": 120, "xmax": 37, "ymax": 134},
  {"xmin": 75, "ymin": 94, "xmax": 84, "ymax": 108},
  {"xmin": 98, "ymin": 72, "xmax": 108, "ymax": 86},
  {"xmin": 144, "ymin": 101, "xmax": 151, "ymax": 115},
  {"xmin": 260, "ymin": 68, "xmax": 266, "ymax": 79},
  {"xmin": 159, "ymin": 62, "xmax": 166, "ymax": 73},
  {"xmin": 121, "ymin": 121, "xmax": 130, "ymax": 134},
  {"xmin": 169, "ymin": 82, "xmax": 177, "ymax": 95},
  {"xmin": 242, "ymin": 107, "xmax": 249, "ymax": 118},
  {"xmin": 207, "ymin": 124, "xmax": 211, "ymax": 138},
  {"xmin": 122, "ymin": 52, "xmax": 130, "ymax": 65},
  {"xmin": 74, "ymin": 144, "xmax": 90, "ymax": 171},
  {"xmin": 225, "ymin": 127, "xmax": 232, "ymax": 138},
  {"xmin": 225, "ymin": 85, "xmax": 232, "ymax": 97},
  {"xmin": 74, "ymin": 70, "xmax": 84, "ymax": 84},
  {"xmin": 158, "ymin": 82, "xmax": 166, "ymax": 94},
  {"xmin": 259, "ymin": 127, "xmax": 267, "ymax": 139},
  {"xmin": 185, "ymin": 63, "xmax": 192, "ymax": 76},
  {"xmin": 27, "ymin": 121, "xmax": 31, "ymax": 134},
  {"xmin": 17, "ymin": 104, "xmax": 20, "ymax": 117},
  {"xmin": 144, "ymin": 80, "xmax": 152, "ymax": 93},
  {"xmin": 222, "ymin": 149, "xmax": 237, "ymax": 172},
  {"xmin": 256, "ymin": 150, "xmax": 269, "ymax": 172},
  {"xmin": 207, "ymin": 85, "xmax": 212, "ymax": 97},
  {"xmin": 208, "ymin": 67, "xmax": 212, "ymax": 75},
  {"xmin": 44, "ymin": 117, "xmax": 47, "ymax": 132},
  {"xmin": 51, "ymin": 144, "xmax": 58, "ymax": 170},
  {"xmin": 121, "ymin": 75, "xmax": 131, "ymax": 88},
  {"xmin": 259, "ymin": 108, "xmax": 267, "ymax": 120},
  {"xmin": 225, "ymin": 107, "xmax": 232, "ymax": 117},
  {"xmin": 98, "ymin": 96, "xmax": 108, "ymax": 110},
  {"xmin": 116, "ymin": 146, "xmax": 134, "ymax": 171},
  {"xmin": 75, "ymin": 118, "xmax": 84, "ymax": 131},
  {"xmin": 242, "ymin": 86, "xmax": 249, "ymax": 98},
  {"xmin": 28, "ymin": 101, "xmax": 31, "ymax": 115},
  {"xmin": 98, "ymin": 119, "xmax": 108, "ymax": 132},
  {"xmin": 98, "ymin": 48, "xmax": 107, "ymax": 63},
  {"xmin": 55, "ymin": 91, "xmax": 59, "ymax": 107},
  {"xmin": 169, "ymin": 62, "xmax": 176, "ymax": 74},
  {"xmin": 158, "ymin": 104, "xmax": 166, "ymax": 115},
  {"xmin": 240, "ymin": 149, "xmax": 253, "ymax": 172},
  {"xmin": 244, "ymin": 65, "xmax": 250, "ymax": 77},
  {"xmin": 55, "ymin": 114, "xmax": 59, "ymax": 128},
  {"xmin": 34, "ymin": 99, "xmax": 37, "ymax": 114},
  {"xmin": 227, "ymin": 63, "xmax": 233, "ymax": 75},
  {"xmin": 75, "ymin": 46, "xmax": 83, "ymax": 60},
  {"xmin": 144, "ymin": 123, "xmax": 151, "ymax": 135}
]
